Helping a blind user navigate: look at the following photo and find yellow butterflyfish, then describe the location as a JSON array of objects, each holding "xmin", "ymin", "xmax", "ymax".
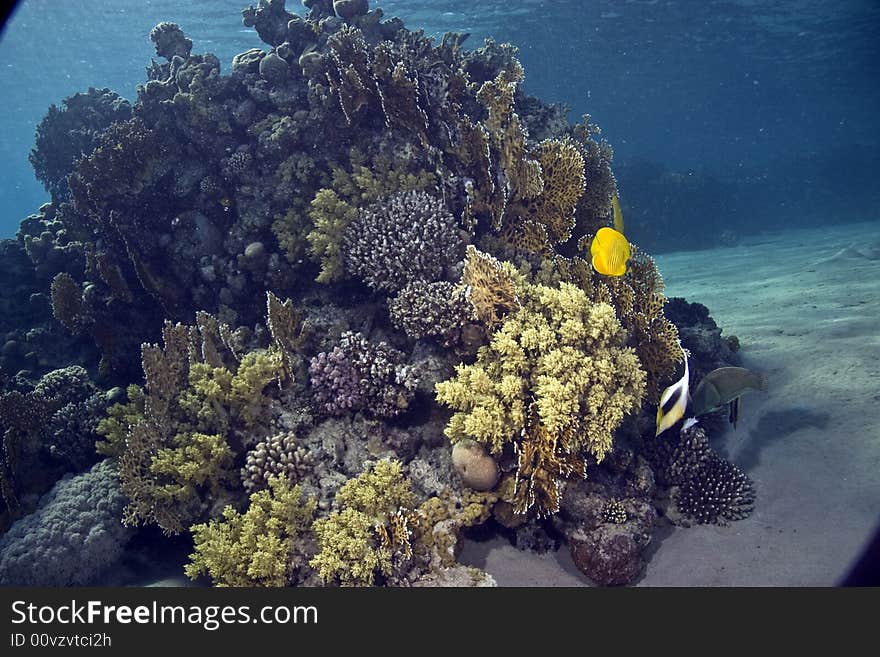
[
  {"xmin": 612, "ymin": 194, "xmax": 624, "ymax": 234},
  {"xmin": 590, "ymin": 227, "xmax": 631, "ymax": 276}
]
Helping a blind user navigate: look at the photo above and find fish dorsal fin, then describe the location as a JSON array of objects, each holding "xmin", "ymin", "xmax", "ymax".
[{"xmin": 612, "ymin": 194, "xmax": 625, "ymax": 235}]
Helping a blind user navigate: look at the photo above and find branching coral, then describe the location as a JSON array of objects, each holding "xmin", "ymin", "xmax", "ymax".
[
  {"xmin": 309, "ymin": 331, "xmax": 418, "ymax": 418},
  {"xmin": 186, "ymin": 475, "xmax": 317, "ymax": 586},
  {"xmin": 110, "ymin": 323, "xmax": 234, "ymax": 533},
  {"xmin": 38, "ymin": 367, "xmax": 107, "ymax": 473},
  {"xmin": 0, "ymin": 366, "xmax": 112, "ymax": 524},
  {"xmin": 436, "ymin": 277, "xmax": 646, "ymax": 516},
  {"xmin": 342, "ymin": 190, "xmax": 461, "ymax": 292},
  {"xmin": 50, "ymin": 272, "xmax": 86, "ymax": 333},
  {"xmin": 305, "ymin": 188, "xmax": 359, "ymax": 283},
  {"xmin": 647, "ymin": 424, "xmax": 755, "ymax": 526},
  {"xmin": 388, "ymin": 281, "xmax": 472, "ymax": 345}
]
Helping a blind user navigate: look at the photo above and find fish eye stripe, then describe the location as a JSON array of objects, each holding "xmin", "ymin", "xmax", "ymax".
[{"xmin": 661, "ymin": 389, "xmax": 681, "ymax": 415}]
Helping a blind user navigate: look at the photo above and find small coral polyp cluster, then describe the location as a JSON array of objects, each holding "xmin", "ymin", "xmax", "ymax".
[{"xmin": 0, "ymin": 0, "xmax": 754, "ymax": 587}]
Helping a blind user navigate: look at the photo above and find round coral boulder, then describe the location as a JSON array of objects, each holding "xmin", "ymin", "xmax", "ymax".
[
  {"xmin": 451, "ymin": 439, "xmax": 499, "ymax": 491},
  {"xmin": 568, "ymin": 524, "xmax": 650, "ymax": 587}
]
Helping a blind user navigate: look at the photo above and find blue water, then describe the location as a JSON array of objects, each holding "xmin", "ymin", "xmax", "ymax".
[{"xmin": 1, "ymin": 0, "xmax": 877, "ymax": 237}]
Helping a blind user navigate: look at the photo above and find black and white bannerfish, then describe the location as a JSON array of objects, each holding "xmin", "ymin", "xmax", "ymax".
[{"xmin": 655, "ymin": 348, "xmax": 691, "ymax": 437}]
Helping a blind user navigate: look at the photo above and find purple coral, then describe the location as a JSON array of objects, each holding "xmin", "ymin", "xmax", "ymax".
[
  {"xmin": 342, "ymin": 190, "xmax": 462, "ymax": 292},
  {"xmin": 309, "ymin": 331, "xmax": 418, "ymax": 418},
  {"xmin": 388, "ymin": 280, "xmax": 472, "ymax": 345}
]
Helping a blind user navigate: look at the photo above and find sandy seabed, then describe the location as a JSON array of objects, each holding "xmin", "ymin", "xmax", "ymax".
[{"xmin": 461, "ymin": 220, "xmax": 880, "ymax": 586}]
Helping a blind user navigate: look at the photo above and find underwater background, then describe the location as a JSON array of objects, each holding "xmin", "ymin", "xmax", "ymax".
[
  {"xmin": 3, "ymin": 0, "xmax": 879, "ymax": 247},
  {"xmin": 0, "ymin": 0, "xmax": 878, "ymax": 587}
]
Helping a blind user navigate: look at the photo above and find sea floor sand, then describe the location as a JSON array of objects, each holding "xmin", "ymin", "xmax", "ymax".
[{"xmin": 460, "ymin": 220, "xmax": 880, "ymax": 586}]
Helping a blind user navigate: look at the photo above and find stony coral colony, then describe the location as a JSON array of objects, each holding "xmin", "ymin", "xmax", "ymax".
[{"xmin": 0, "ymin": 0, "xmax": 753, "ymax": 587}]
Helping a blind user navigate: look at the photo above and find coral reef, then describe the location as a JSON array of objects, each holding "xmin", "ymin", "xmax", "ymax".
[{"xmin": 0, "ymin": 0, "xmax": 755, "ymax": 588}]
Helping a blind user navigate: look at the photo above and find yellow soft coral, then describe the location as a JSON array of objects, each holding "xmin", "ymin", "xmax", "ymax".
[
  {"xmin": 435, "ymin": 277, "xmax": 646, "ymax": 516},
  {"xmin": 307, "ymin": 188, "xmax": 358, "ymax": 284},
  {"xmin": 310, "ymin": 460, "xmax": 417, "ymax": 586},
  {"xmin": 185, "ymin": 475, "xmax": 316, "ymax": 587}
]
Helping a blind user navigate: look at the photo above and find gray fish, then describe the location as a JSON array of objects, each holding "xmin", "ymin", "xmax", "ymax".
[{"xmin": 691, "ymin": 367, "xmax": 767, "ymax": 427}]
